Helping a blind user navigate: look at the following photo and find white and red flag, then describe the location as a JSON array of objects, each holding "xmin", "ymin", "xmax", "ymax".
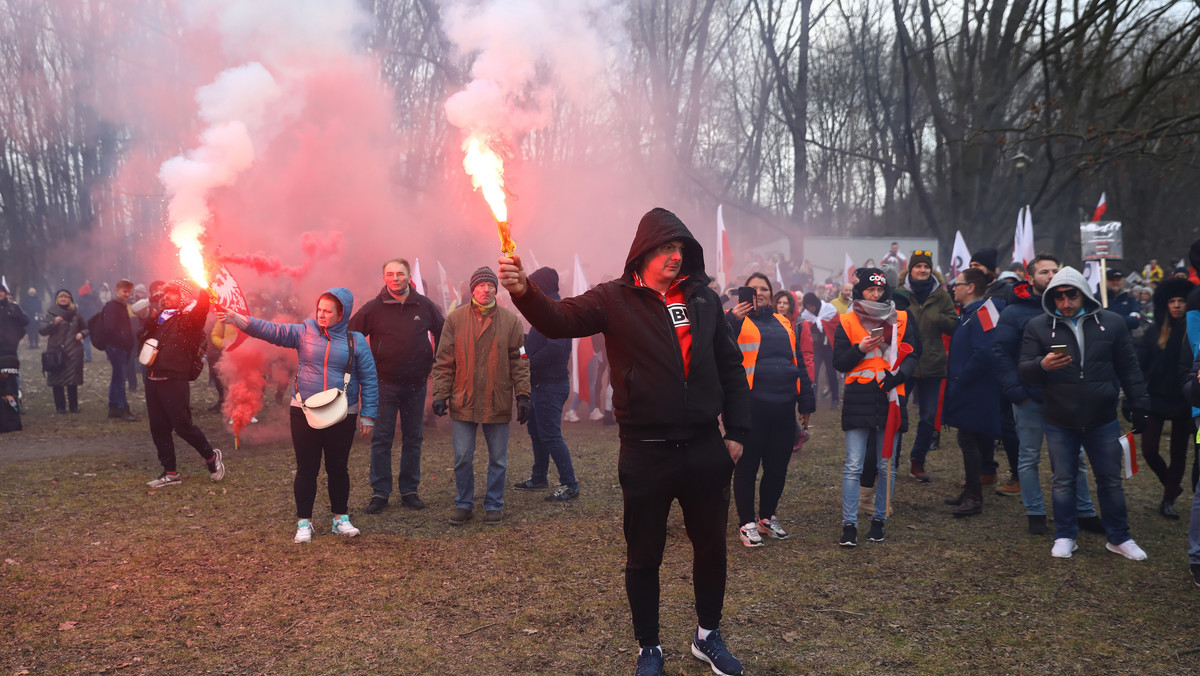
[
  {"xmin": 1119, "ymin": 432, "xmax": 1139, "ymax": 479},
  {"xmin": 210, "ymin": 264, "xmax": 249, "ymax": 351},
  {"xmin": 570, "ymin": 254, "xmax": 593, "ymax": 405},
  {"xmin": 411, "ymin": 258, "xmax": 425, "ymax": 296},
  {"xmin": 978, "ymin": 298, "xmax": 1000, "ymax": 332},
  {"xmin": 436, "ymin": 261, "xmax": 457, "ymax": 310},
  {"xmin": 716, "ymin": 205, "xmax": 733, "ymax": 291},
  {"xmin": 1093, "ymin": 192, "xmax": 1107, "ymax": 221},
  {"xmin": 844, "ymin": 253, "xmax": 855, "ymax": 284},
  {"xmin": 1012, "ymin": 206, "xmax": 1035, "ymax": 269}
]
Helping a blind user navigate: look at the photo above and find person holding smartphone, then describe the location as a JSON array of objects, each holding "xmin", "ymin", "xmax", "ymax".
[
  {"xmin": 726, "ymin": 274, "xmax": 815, "ymax": 548},
  {"xmin": 830, "ymin": 268, "xmax": 919, "ymax": 547},
  {"xmin": 1018, "ymin": 267, "xmax": 1150, "ymax": 561}
]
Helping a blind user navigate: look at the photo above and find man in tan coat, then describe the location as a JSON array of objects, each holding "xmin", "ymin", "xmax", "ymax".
[{"xmin": 432, "ymin": 267, "xmax": 531, "ymax": 526}]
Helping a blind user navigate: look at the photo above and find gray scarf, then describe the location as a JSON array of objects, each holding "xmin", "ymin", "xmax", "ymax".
[{"xmin": 852, "ymin": 299, "xmax": 897, "ymax": 344}]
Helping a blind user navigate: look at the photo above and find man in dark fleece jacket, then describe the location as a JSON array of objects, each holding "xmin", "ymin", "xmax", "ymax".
[
  {"xmin": 350, "ymin": 258, "xmax": 444, "ymax": 513},
  {"xmin": 512, "ymin": 267, "xmax": 579, "ymax": 501},
  {"xmin": 499, "ymin": 207, "xmax": 751, "ymax": 676},
  {"xmin": 992, "ymin": 254, "xmax": 1102, "ymax": 536},
  {"xmin": 1018, "ymin": 266, "xmax": 1149, "ymax": 561}
]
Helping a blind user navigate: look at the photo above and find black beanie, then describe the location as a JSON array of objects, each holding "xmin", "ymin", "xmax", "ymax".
[
  {"xmin": 470, "ymin": 267, "xmax": 498, "ymax": 292},
  {"xmin": 528, "ymin": 267, "xmax": 560, "ymax": 297},
  {"xmin": 853, "ymin": 267, "xmax": 888, "ymax": 299},
  {"xmin": 801, "ymin": 292, "xmax": 821, "ymax": 311},
  {"xmin": 970, "ymin": 248, "xmax": 998, "ymax": 272}
]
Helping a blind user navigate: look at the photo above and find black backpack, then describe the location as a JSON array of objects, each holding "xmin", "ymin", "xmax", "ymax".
[{"xmin": 87, "ymin": 310, "xmax": 108, "ymax": 351}]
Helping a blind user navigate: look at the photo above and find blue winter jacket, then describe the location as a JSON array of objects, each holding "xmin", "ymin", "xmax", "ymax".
[
  {"xmin": 992, "ymin": 281, "xmax": 1044, "ymax": 404},
  {"xmin": 944, "ymin": 297, "xmax": 1003, "ymax": 436},
  {"xmin": 244, "ymin": 287, "xmax": 378, "ymax": 420}
]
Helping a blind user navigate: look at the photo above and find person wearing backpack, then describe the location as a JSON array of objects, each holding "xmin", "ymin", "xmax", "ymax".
[{"xmin": 99, "ymin": 279, "xmax": 137, "ymax": 422}]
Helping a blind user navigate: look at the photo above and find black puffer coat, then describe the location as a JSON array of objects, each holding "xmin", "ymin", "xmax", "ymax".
[
  {"xmin": 1018, "ymin": 267, "xmax": 1149, "ymax": 429},
  {"xmin": 1136, "ymin": 278, "xmax": 1194, "ymax": 419},
  {"xmin": 831, "ymin": 288, "xmax": 920, "ymax": 431}
]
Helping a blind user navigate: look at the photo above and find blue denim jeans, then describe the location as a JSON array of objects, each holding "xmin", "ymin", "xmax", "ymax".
[
  {"xmin": 452, "ymin": 419, "xmax": 509, "ymax": 511},
  {"xmin": 527, "ymin": 381, "xmax": 577, "ymax": 489},
  {"xmin": 842, "ymin": 427, "xmax": 894, "ymax": 525},
  {"xmin": 1043, "ymin": 419, "xmax": 1131, "ymax": 544},
  {"xmin": 1013, "ymin": 400, "xmax": 1097, "ymax": 517},
  {"xmin": 909, "ymin": 377, "xmax": 942, "ymax": 462},
  {"xmin": 368, "ymin": 380, "xmax": 427, "ymax": 499},
  {"xmin": 105, "ymin": 346, "xmax": 129, "ymax": 409}
]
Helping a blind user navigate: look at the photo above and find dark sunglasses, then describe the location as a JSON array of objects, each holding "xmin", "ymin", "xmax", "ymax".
[{"xmin": 1051, "ymin": 288, "xmax": 1080, "ymax": 300}]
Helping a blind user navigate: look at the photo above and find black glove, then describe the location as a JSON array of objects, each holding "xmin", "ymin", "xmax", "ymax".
[
  {"xmin": 880, "ymin": 371, "xmax": 904, "ymax": 392},
  {"xmin": 1129, "ymin": 408, "xmax": 1147, "ymax": 435},
  {"xmin": 432, "ymin": 399, "xmax": 448, "ymax": 417},
  {"xmin": 516, "ymin": 395, "xmax": 530, "ymax": 425}
]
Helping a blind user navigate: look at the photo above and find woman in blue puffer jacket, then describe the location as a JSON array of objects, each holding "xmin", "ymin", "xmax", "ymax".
[{"xmin": 220, "ymin": 287, "xmax": 378, "ymax": 544}]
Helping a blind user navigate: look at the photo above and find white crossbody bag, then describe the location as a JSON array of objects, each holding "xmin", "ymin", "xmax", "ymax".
[{"xmin": 295, "ymin": 335, "xmax": 355, "ymax": 429}]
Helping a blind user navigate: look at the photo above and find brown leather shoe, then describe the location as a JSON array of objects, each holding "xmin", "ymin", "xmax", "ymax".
[
  {"xmin": 448, "ymin": 507, "xmax": 473, "ymax": 526},
  {"xmin": 952, "ymin": 495, "xmax": 982, "ymax": 517},
  {"xmin": 995, "ymin": 478, "xmax": 1020, "ymax": 496},
  {"xmin": 484, "ymin": 510, "xmax": 503, "ymax": 525},
  {"xmin": 944, "ymin": 490, "xmax": 966, "ymax": 506}
]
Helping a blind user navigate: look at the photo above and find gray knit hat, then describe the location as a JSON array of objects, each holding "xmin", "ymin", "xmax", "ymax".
[{"xmin": 469, "ymin": 267, "xmax": 498, "ymax": 292}]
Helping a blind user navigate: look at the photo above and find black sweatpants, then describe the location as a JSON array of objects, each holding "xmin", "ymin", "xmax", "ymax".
[
  {"xmin": 145, "ymin": 378, "xmax": 213, "ymax": 472},
  {"xmin": 618, "ymin": 427, "xmax": 734, "ymax": 647},
  {"xmin": 290, "ymin": 408, "xmax": 356, "ymax": 520},
  {"xmin": 734, "ymin": 400, "xmax": 795, "ymax": 525}
]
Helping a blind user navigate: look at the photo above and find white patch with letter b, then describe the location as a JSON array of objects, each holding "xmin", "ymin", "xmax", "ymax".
[{"xmin": 667, "ymin": 303, "xmax": 689, "ymax": 327}]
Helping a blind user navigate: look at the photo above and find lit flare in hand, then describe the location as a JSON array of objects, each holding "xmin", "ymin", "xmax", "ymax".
[{"xmin": 462, "ymin": 134, "xmax": 514, "ymax": 254}]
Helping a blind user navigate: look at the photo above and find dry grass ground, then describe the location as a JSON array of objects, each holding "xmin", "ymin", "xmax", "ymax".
[{"xmin": 1, "ymin": 343, "xmax": 1198, "ymax": 675}]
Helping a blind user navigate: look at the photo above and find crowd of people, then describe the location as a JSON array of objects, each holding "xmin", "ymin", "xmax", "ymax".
[{"xmin": 3, "ymin": 222, "xmax": 1200, "ymax": 676}]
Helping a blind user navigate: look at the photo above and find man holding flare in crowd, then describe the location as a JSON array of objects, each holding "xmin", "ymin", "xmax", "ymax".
[{"xmin": 499, "ymin": 207, "xmax": 751, "ymax": 676}]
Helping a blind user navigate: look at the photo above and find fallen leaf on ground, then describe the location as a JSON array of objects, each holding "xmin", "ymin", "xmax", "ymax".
[{"xmin": 58, "ymin": 621, "xmax": 78, "ymax": 631}]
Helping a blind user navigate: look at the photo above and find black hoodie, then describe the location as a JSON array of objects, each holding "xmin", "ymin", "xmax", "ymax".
[{"xmin": 511, "ymin": 208, "xmax": 750, "ymax": 443}]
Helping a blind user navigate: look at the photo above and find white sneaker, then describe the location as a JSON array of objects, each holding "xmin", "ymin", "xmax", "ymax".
[
  {"xmin": 1051, "ymin": 538, "xmax": 1078, "ymax": 558},
  {"xmin": 563, "ymin": 409, "xmax": 580, "ymax": 423},
  {"xmin": 147, "ymin": 471, "xmax": 182, "ymax": 488},
  {"xmin": 207, "ymin": 448, "xmax": 225, "ymax": 481},
  {"xmin": 738, "ymin": 522, "xmax": 763, "ymax": 548},
  {"xmin": 294, "ymin": 519, "xmax": 313, "ymax": 544},
  {"xmin": 331, "ymin": 514, "xmax": 360, "ymax": 537},
  {"xmin": 757, "ymin": 515, "xmax": 789, "ymax": 540},
  {"xmin": 589, "ymin": 408, "xmax": 605, "ymax": 421},
  {"xmin": 1105, "ymin": 540, "xmax": 1148, "ymax": 561}
]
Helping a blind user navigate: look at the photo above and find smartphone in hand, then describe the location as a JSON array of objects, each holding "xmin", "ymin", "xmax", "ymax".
[{"xmin": 737, "ymin": 286, "xmax": 756, "ymax": 306}]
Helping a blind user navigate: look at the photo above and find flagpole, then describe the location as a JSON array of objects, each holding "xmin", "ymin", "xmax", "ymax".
[{"xmin": 1100, "ymin": 259, "xmax": 1108, "ymax": 307}]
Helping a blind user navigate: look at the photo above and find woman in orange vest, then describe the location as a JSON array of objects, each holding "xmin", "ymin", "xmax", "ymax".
[
  {"xmin": 830, "ymin": 268, "xmax": 919, "ymax": 547},
  {"xmin": 728, "ymin": 273, "xmax": 816, "ymax": 548}
]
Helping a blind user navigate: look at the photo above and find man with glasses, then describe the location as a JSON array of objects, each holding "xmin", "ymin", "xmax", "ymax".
[{"xmin": 1018, "ymin": 266, "xmax": 1150, "ymax": 560}]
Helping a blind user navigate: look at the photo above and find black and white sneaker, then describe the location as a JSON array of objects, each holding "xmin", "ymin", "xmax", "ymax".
[
  {"xmin": 206, "ymin": 448, "xmax": 225, "ymax": 482},
  {"xmin": 147, "ymin": 471, "xmax": 182, "ymax": 488},
  {"xmin": 866, "ymin": 518, "xmax": 886, "ymax": 543},
  {"xmin": 544, "ymin": 485, "xmax": 579, "ymax": 502},
  {"xmin": 839, "ymin": 523, "xmax": 857, "ymax": 548}
]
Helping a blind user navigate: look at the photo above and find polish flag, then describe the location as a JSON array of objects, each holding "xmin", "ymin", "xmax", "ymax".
[
  {"xmin": 844, "ymin": 252, "xmax": 855, "ymax": 284},
  {"xmin": 1092, "ymin": 192, "xmax": 1107, "ymax": 221},
  {"xmin": 775, "ymin": 261, "xmax": 786, "ymax": 291},
  {"xmin": 949, "ymin": 230, "xmax": 971, "ymax": 280},
  {"xmin": 716, "ymin": 205, "xmax": 733, "ymax": 291},
  {"xmin": 411, "ymin": 257, "xmax": 425, "ymax": 296},
  {"xmin": 570, "ymin": 254, "xmax": 593, "ymax": 405},
  {"xmin": 978, "ymin": 298, "xmax": 1000, "ymax": 332},
  {"xmin": 437, "ymin": 260, "xmax": 458, "ymax": 310},
  {"xmin": 1119, "ymin": 432, "xmax": 1138, "ymax": 479}
]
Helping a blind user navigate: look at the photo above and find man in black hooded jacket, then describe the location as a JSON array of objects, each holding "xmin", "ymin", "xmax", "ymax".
[{"xmin": 499, "ymin": 207, "xmax": 751, "ymax": 676}]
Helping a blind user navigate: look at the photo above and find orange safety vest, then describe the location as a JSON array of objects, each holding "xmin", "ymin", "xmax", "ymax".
[
  {"xmin": 838, "ymin": 311, "xmax": 908, "ymax": 397},
  {"xmin": 736, "ymin": 313, "xmax": 802, "ymax": 394}
]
